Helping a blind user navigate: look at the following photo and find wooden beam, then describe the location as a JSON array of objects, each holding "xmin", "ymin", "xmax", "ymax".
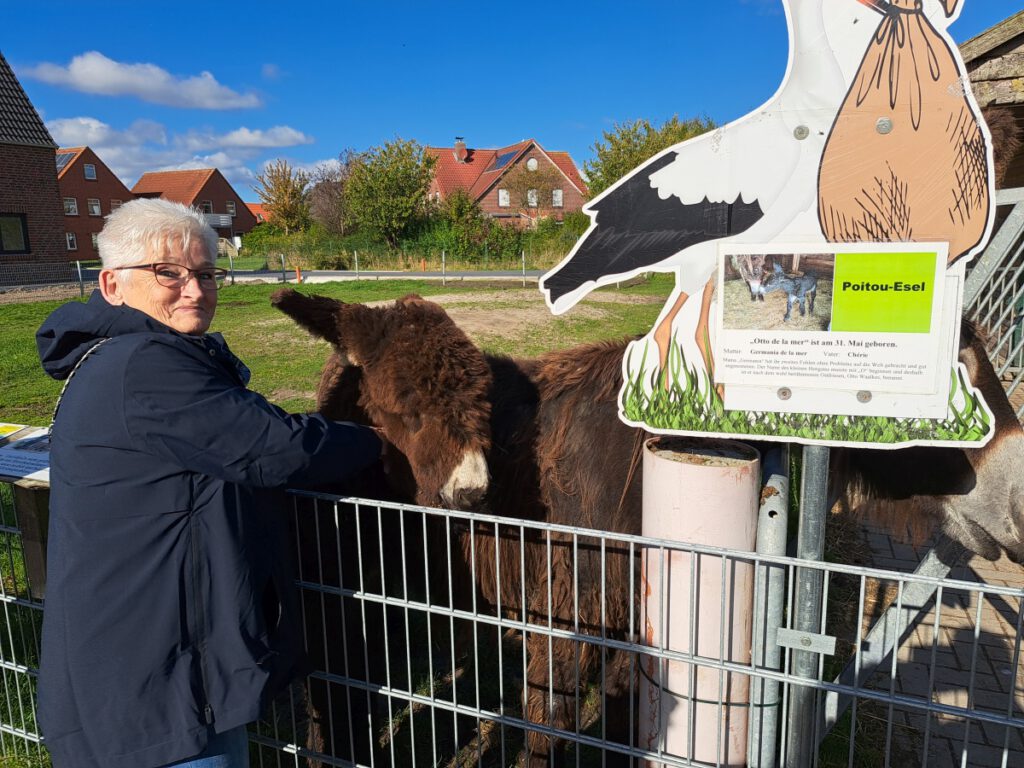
[
  {"xmin": 961, "ymin": 10, "xmax": 1024, "ymax": 64},
  {"xmin": 970, "ymin": 79, "xmax": 1024, "ymax": 108},
  {"xmin": 970, "ymin": 52, "xmax": 1024, "ymax": 82}
]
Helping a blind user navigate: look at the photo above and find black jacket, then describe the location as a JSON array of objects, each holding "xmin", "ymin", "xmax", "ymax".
[{"xmin": 36, "ymin": 291, "xmax": 381, "ymax": 767}]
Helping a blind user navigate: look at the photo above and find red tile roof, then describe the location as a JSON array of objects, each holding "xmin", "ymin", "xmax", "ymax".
[
  {"xmin": 246, "ymin": 203, "xmax": 270, "ymax": 222},
  {"xmin": 131, "ymin": 169, "xmax": 217, "ymax": 204},
  {"xmin": 546, "ymin": 151, "xmax": 588, "ymax": 196},
  {"xmin": 427, "ymin": 138, "xmax": 587, "ymax": 202}
]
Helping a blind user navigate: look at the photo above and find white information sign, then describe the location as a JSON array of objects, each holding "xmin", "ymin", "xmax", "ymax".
[{"xmin": 0, "ymin": 427, "xmax": 51, "ymax": 484}]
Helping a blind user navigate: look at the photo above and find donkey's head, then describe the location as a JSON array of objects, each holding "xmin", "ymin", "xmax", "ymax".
[
  {"xmin": 834, "ymin": 322, "xmax": 1024, "ymax": 562},
  {"xmin": 731, "ymin": 254, "xmax": 768, "ymax": 300},
  {"xmin": 272, "ymin": 289, "xmax": 492, "ymax": 509}
]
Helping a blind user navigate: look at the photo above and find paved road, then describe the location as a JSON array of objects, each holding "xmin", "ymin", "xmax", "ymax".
[{"xmin": 74, "ymin": 267, "xmax": 548, "ymax": 286}]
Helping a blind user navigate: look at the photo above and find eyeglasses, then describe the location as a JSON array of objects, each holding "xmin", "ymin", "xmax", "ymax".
[{"xmin": 117, "ymin": 262, "xmax": 228, "ymax": 290}]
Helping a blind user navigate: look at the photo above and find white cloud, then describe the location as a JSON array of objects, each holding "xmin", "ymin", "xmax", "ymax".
[
  {"xmin": 45, "ymin": 114, "xmax": 308, "ymax": 194},
  {"xmin": 290, "ymin": 157, "xmax": 343, "ymax": 177},
  {"xmin": 24, "ymin": 51, "xmax": 261, "ymax": 109},
  {"xmin": 48, "ymin": 116, "xmax": 165, "ymax": 148},
  {"xmin": 176, "ymin": 125, "xmax": 314, "ymax": 152},
  {"xmin": 261, "ymin": 63, "xmax": 281, "ymax": 80}
]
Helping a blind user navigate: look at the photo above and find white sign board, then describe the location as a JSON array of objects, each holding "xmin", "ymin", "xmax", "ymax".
[{"xmin": 539, "ymin": 0, "xmax": 997, "ymax": 448}]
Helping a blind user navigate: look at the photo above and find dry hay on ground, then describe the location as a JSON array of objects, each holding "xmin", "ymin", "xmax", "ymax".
[{"xmin": 720, "ymin": 275, "xmax": 832, "ymax": 332}]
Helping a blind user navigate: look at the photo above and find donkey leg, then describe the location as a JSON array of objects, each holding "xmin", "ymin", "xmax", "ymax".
[{"xmin": 524, "ymin": 631, "xmax": 585, "ymax": 768}]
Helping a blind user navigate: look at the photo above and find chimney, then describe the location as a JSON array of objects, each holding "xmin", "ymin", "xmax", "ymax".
[{"xmin": 453, "ymin": 136, "xmax": 468, "ymax": 163}]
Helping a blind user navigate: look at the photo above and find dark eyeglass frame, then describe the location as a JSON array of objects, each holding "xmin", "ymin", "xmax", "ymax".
[{"xmin": 117, "ymin": 262, "xmax": 228, "ymax": 290}]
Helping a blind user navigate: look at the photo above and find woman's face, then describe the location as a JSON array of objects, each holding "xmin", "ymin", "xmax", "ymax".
[{"xmin": 99, "ymin": 238, "xmax": 218, "ymax": 335}]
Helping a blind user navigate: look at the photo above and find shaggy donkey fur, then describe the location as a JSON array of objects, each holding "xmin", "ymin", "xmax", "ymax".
[{"xmin": 273, "ymin": 289, "xmax": 1023, "ymax": 766}]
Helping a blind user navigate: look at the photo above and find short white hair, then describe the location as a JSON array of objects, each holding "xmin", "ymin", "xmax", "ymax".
[{"xmin": 97, "ymin": 198, "xmax": 218, "ymax": 276}]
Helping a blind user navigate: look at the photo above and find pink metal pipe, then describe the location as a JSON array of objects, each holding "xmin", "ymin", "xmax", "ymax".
[{"xmin": 639, "ymin": 436, "xmax": 761, "ymax": 767}]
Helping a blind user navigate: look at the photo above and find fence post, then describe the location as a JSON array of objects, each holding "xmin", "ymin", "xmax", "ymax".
[
  {"xmin": 521, "ymin": 249, "xmax": 527, "ymax": 288},
  {"xmin": 354, "ymin": 250, "xmax": 359, "ymax": 280},
  {"xmin": 280, "ymin": 254, "xmax": 287, "ymax": 283},
  {"xmin": 442, "ymin": 250, "xmax": 446, "ymax": 287},
  {"xmin": 76, "ymin": 260, "xmax": 84, "ymax": 299},
  {"xmin": 749, "ymin": 444, "xmax": 790, "ymax": 768},
  {"xmin": 228, "ymin": 254, "xmax": 235, "ymax": 285},
  {"xmin": 784, "ymin": 445, "xmax": 830, "ymax": 767}
]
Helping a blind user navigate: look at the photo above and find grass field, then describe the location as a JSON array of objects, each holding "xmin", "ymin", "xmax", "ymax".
[{"xmin": 0, "ymin": 277, "xmax": 673, "ymax": 428}]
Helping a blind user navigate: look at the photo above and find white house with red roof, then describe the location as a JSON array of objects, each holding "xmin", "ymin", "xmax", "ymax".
[{"xmin": 426, "ymin": 138, "xmax": 588, "ymax": 224}]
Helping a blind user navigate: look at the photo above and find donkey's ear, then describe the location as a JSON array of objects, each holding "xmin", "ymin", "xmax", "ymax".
[{"xmin": 271, "ymin": 288, "xmax": 347, "ymax": 346}]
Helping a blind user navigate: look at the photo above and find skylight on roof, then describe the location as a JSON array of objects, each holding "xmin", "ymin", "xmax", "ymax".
[{"xmin": 490, "ymin": 150, "xmax": 518, "ymax": 172}]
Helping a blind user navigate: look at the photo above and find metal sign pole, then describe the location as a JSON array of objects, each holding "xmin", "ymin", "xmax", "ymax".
[{"xmin": 784, "ymin": 444, "xmax": 830, "ymax": 767}]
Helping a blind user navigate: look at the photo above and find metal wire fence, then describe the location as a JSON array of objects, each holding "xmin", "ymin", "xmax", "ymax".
[
  {"xmin": 0, "ymin": 260, "xmax": 97, "ymax": 303},
  {"xmin": 1, "ymin": 492, "xmax": 1022, "ymax": 768},
  {"xmin": 244, "ymin": 492, "xmax": 1023, "ymax": 768},
  {"xmin": 965, "ymin": 188, "xmax": 1024, "ymax": 420}
]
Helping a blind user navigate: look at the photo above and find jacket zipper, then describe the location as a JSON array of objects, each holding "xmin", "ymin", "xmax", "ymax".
[{"xmin": 191, "ymin": 513, "xmax": 214, "ymax": 724}]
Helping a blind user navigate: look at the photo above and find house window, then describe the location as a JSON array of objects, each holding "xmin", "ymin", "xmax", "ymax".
[
  {"xmin": 226, "ymin": 200, "xmax": 236, "ymax": 217},
  {"xmin": 111, "ymin": 199, "xmax": 123, "ymax": 210},
  {"xmin": 527, "ymin": 189, "xmax": 538, "ymax": 208},
  {"xmin": 0, "ymin": 214, "xmax": 29, "ymax": 254},
  {"xmin": 83, "ymin": 164, "xmax": 97, "ymax": 180},
  {"xmin": 87, "ymin": 198, "xmax": 101, "ymax": 216},
  {"xmin": 201, "ymin": 200, "xmax": 213, "ymax": 214},
  {"xmin": 66, "ymin": 232, "xmax": 78, "ymax": 251},
  {"xmin": 91, "ymin": 233, "xmax": 99, "ymax": 250},
  {"xmin": 498, "ymin": 189, "xmax": 510, "ymax": 207},
  {"xmin": 552, "ymin": 189, "xmax": 563, "ymax": 208},
  {"xmin": 64, "ymin": 197, "xmax": 79, "ymax": 216}
]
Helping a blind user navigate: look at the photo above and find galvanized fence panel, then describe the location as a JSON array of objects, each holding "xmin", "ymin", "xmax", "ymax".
[
  {"xmin": 1, "ymin": 491, "xmax": 1022, "ymax": 768},
  {"xmin": 0, "ymin": 259, "xmax": 95, "ymax": 301},
  {"xmin": 246, "ymin": 492, "xmax": 1023, "ymax": 768},
  {"xmin": 0, "ymin": 483, "xmax": 46, "ymax": 766},
  {"xmin": 965, "ymin": 188, "xmax": 1024, "ymax": 420}
]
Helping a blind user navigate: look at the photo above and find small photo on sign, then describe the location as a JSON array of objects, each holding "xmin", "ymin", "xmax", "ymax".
[{"xmin": 722, "ymin": 253, "xmax": 835, "ymax": 332}]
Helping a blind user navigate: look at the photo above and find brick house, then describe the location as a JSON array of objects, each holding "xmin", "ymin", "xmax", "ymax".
[
  {"xmin": 0, "ymin": 50, "xmax": 66, "ymax": 274},
  {"xmin": 426, "ymin": 138, "xmax": 588, "ymax": 225},
  {"xmin": 55, "ymin": 146, "xmax": 135, "ymax": 258},
  {"xmin": 132, "ymin": 168, "xmax": 257, "ymax": 238}
]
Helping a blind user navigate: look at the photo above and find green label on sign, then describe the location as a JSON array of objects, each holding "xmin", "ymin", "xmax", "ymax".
[{"xmin": 830, "ymin": 251, "xmax": 937, "ymax": 333}]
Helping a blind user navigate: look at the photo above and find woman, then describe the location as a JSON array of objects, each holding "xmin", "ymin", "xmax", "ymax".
[{"xmin": 35, "ymin": 198, "xmax": 382, "ymax": 768}]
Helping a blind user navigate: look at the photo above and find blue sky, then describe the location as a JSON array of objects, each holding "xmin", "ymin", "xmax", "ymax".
[{"xmin": 4, "ymin": 0, "xmax": 1012, "ymax": 200}]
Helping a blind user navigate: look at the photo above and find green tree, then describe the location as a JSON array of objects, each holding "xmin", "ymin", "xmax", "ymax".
[
  {"xmin": 501, "ymin": 161, "xmax": 563, "ymax": 227},
  {"xmin": 345, "ymin": 137, "xmax": 436, "ymax": 248},
  {"xmin": 583, "ymin": 114, "xmax": 716, "ymax": 198},
  {"xmin": 251, "ymin": 159, "xmax": 310, "ymax": 235},
  {"xmin": 431, "ymin": 189, "xmax": 488, "ymax": 259}
]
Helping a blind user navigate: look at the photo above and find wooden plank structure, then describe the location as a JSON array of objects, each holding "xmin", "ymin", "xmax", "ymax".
[{"xmin": 963, "ymin": 10, "xmax": 1024, "ymax": 188}]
